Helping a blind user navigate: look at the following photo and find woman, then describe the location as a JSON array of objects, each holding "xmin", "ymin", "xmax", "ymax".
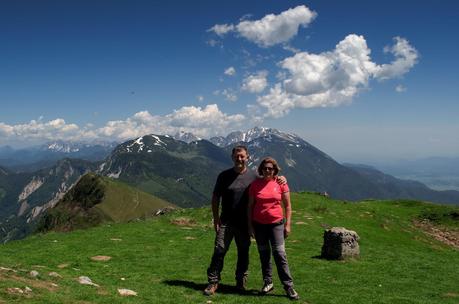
[{"xmin": 248, "ymin": 157, "xmax": 299, "ymax": 300}]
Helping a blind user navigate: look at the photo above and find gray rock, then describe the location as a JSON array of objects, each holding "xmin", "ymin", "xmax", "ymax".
[
  {"xmin": 78, "ymin": 276, "xmax": 100, "ymax": 287},
  {"xmin": 321, "ymin": 227, "xmax": 360, "ymax": 260},
  {"xmin": 29, "ymin": 270, "xmax": 39, "ymax": 278}
]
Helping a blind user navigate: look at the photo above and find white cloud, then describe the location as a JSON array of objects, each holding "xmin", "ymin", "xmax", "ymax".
[
  {"xmin": 207, "ymin": 23, "xmax": 235, "ymax": 36},
  {"xmin": 196, "ymin": 95, "xmax": 204, "ymax": 102},
  {"xmin": 209, "ymin": 5, "xmax": 317, "ymax": 47},
  {"xmin": 256, "ymin": 84, "xmax": 295, "ymax": 118},
  {"xmin": 96, "ymin": 104, "xmax": 245, "ymax": 139},
  {"xmin": 0, "ymin": 118, "xmax": 82, "ymax": 144},
  {"xmin": 0, "ymin": 105, "xmax": 247, "ymax": 145},
  {"xmin": 395, "ymin": 85, "xmax": 407, "ymax": 92},
  {"xmin": 241, "ymin": 71, "xmax": 269, "ymax": 93},
  {"xmin": 224, "ymin": 66, "xmax": 236, "ymax": 76},
  {"xmin": 283, "ymin": 44, "xmax": 301, "ymax": 53},
  {"xmin": 221, "ymin": 89, "xmax": 238, "ymax": 102},
  {"xmin": 374, "ymin": 37, "xmax": 419, "ymax": 80},
  {"xmin": 254, "ymin": 34, "xmax": 418, "ymax": 118}
]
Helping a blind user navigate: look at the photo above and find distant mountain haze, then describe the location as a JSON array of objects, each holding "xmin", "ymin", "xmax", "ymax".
[{"xmin": 0, "ymin": 140, "xmax": 117, "ymax": 172}]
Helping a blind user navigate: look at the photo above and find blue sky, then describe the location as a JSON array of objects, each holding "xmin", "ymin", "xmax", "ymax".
[{"xmin": 0, "ymin": 1, "xmax": 458, "ymax": 162}]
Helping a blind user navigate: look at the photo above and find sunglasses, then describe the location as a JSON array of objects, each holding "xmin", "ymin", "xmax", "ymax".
[{"xmin": 262, "ymin": 166, "xmax": 274, "ymax": 171}]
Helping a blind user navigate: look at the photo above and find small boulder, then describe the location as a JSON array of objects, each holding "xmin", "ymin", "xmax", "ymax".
[
  {"xmin": 7, "ymin": 287, "xmax": 24, "ymax": 294},
  {"xmin": 48, "ymin": 272, "xmax": 62, "ymax": 278},
  {"xmin": 321, "ymin": 227, "xmax": 360, "ymax": 260},
  {"xmin": 29, "ymin": 270, "xmax": 39, "ymax": 278},
  {"xmin": 118, "ymin": 288, "xmax": 137, "ymax": 296},
  {"xmin": 78, "ymin": 276, "xmax": 99, "ymax": 287}
]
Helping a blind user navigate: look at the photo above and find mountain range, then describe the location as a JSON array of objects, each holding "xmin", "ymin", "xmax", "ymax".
[
  {"xmin": 0, "ymin": 140, "xmax": 117, "ymax": 172},
  {"xmin": 1, "ymin": 127, "xmax": 458, "ymax": 243}
]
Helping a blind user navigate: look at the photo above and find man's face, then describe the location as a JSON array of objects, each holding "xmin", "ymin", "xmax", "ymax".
[{"xmin": 232, "ymin": 149, "xmax": 248, "ymax": 169}]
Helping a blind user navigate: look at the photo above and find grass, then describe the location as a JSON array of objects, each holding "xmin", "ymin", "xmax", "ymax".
[
  {"xmin": 0, "ymin": 192, "xmax": 458, "ymax": 303},
  {"xmin": 95, "ymin": 177, "xmax": 172, "ymax": 221}
]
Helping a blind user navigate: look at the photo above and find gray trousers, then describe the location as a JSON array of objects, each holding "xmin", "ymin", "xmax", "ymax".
[
  {"xmin": 207, "ymin": 223, "xmax": 251, "ymax": 284},
  {"xmin": 254, "ymin": 221, "xmax": 294, "ymax": 288}
]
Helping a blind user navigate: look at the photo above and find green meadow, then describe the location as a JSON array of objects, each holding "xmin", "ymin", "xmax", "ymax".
[{"xmin": 0, "ymin": 192, "xmax": 458, "ymax": 303}]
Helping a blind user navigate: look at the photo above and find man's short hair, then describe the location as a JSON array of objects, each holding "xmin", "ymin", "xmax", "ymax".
[{"xmin": 232, "ymin": 145, "xmax": 248, "ymax": 155}]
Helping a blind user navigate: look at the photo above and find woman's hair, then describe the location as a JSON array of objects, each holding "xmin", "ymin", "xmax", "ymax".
[{"xmin": 258, "ymin": 157, "xmax": 281, "ymax": 176}]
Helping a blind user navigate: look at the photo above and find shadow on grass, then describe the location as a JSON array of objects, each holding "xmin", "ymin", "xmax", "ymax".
[{"xmin": 162, "ymin": 280, "xmax": 284, "ymax": 298}]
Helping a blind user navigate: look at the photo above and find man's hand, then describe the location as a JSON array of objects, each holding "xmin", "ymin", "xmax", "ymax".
[
  {"xmin": 213, "ymin": 217, "xmax": 221, "ymax": 233},
  {"xmin": 248, "ymin": 225, "xmax": 255, "ymax": 239},
  {"xmin": 276, "ymin": 175, "xmax": 287, "ymax": 185},
  {"xmin": 284, "ymin": 224, "xmax": 291, "ymax": 239}
]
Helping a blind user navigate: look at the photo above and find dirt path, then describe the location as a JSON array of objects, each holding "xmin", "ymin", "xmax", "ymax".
[{"xmin": 413, "ymin": 219, "xmax": 459, "ymax": 250}]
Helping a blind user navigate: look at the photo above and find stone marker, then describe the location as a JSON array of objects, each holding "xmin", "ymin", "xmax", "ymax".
[{"xmin": 321, "ymin": 227, "xmax": 360, "ymax": 260}]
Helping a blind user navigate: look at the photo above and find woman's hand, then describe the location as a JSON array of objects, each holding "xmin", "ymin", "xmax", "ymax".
[{"xmin": 284, "ymin": 224, "xmax": 291, "ymax": 239}]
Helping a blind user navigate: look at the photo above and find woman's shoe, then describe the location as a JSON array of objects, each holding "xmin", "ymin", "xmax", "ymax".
[{"xmin": 260, "ymin": 282, "xmax": 274, "ymax": 294}]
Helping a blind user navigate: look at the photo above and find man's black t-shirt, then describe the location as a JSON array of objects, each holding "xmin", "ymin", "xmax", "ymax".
[{"xmin": 213, "ymin": 168, "xmax": 258, "ymax": 227}]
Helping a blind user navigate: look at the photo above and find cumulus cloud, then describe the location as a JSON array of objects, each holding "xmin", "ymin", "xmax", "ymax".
[
  {"xmin": 209, "ymin": 5, "xmax": 317, "ymax": 47},
  {"xmin": 241, "ymin": 71, "xmax": 269, "ymax": 93},
  {"xmin": 224, "ymin": 66, "xmax": 236, "ymax": 76},
  {"xmin": 373, "ymin": 37, "xmax": 419, "ymax": 80},
  {"xmin": 0, "ymin": 119, "xmax": 80, "ymax": 142},
  {"xmin": 208, "ymin": 23, "xmax": 235, "ymax": 36},
  {"xmin": 254, "ymin": 34, "xmax": 418, "ymax": 118},
  {"xmin": 221, "ymin": 89, "xmax": 238, "ymax": 102},
  {"xmin": 0, "ymin": 105, "xmax": 247, "ymax": 145},
  {"xmin": 96, "ymin": 104, "xmax": 245, "ymax": 139}
]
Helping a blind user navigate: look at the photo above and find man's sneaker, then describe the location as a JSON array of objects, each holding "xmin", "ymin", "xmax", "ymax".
[
  {"xmin": 285, "ymin": 286, "xmax": 299, "ymax": 300},
  {"xmin": 235, "ymin": 277, "xmax": 247, "ymax": 292},
  {"xmin": 203, "ymin": 283, "xmax": 218, "ymax": 296},
  {"xmin": 260, "ymin": 282, "xmax": 274, "ymax": 294}
]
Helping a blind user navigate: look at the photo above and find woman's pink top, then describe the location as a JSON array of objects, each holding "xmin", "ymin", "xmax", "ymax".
[{"xmin": 249, "ymin": 179, "xmax": 289, "ymax": 224}]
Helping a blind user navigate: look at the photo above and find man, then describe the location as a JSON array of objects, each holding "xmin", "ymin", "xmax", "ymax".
[{"xmin": 204, "ymin": 145, "xmax": 285, "ymax": 296}]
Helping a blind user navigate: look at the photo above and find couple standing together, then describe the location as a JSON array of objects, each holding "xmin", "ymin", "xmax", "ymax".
[{"xmin": 204, "ymin": 145, "xmax": 299, "ymax": 300}]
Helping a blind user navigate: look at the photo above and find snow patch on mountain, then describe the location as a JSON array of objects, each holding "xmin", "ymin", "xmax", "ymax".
[
  {"xmin": 150, "ymin": 135, "xmax": 167, "ymax": 147},
  {"xmin": 127, "ymin": 136, "xmax": 145, "ymax": 152},
  {"xmin": 45, "ymin": 141, "xmax": 80, "ymax": 153}
]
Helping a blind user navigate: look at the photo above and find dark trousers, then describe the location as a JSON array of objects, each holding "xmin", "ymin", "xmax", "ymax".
[
  {"xmin": 207, "ymin": 223, "xmax": 251, "ymax": 284},
  {"xmin": 254, "ymin": 221, "xmax": 294, "ymax": 288}
]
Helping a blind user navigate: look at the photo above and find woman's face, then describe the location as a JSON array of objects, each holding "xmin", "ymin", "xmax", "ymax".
[{"xmin": 261, "ymin": 162, "xmax": 275, "ymax": 179}]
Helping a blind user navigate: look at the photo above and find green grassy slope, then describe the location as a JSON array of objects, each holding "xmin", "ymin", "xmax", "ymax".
[
  {"xmin": 37, "ymin": 174, "xmax": 174, "ymax": 232},
  {"xmin": 95, "ymin": 177, "xmax": 173, "ymax": 222},
  {"xmin": 0, "ymin": 192, "xmax": 458, "ymax": 304}
]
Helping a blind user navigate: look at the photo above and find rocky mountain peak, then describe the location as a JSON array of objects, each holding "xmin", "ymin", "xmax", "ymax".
[
  {"xmin": 209, "ymin": 126, "xmax": 305, "ymax": 147},
  {"xmin": 173, "ymin": 131, "xmax": 202, "ymax": 143}
]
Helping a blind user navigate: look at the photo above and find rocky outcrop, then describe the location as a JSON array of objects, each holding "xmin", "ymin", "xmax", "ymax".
[{"xmin": 18, "ymin": 177, "xmax": 44, "ymax": 202}]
